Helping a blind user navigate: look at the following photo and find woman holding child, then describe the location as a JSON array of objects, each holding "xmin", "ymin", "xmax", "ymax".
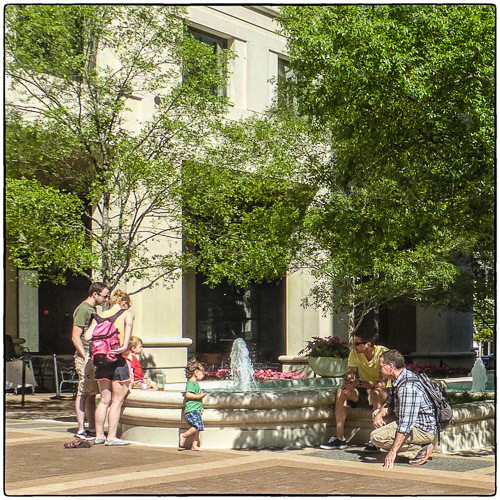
[{"xmin": 84, "ymin": 289, "xmax": 134, "ymax": 446}]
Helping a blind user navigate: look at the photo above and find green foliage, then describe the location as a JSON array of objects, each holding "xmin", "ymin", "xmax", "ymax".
[
  {"xmin": 448, "ymin": 391, "xmax": 493, "ymax": 405},
  {"xmin": 273, "ymin": 5, "xmax": 495, "ymax": 332},
  {"xmin": 474, "ymin": 328, "xmax": 493, "ymax": 343},
  {"xmin": 298, "ymin": 336, "xmax": 350, "ymax": 359},
  {"xmin": 5, "ymin": 109, "xmax": 94, "ymax": 197},
  {"xmin": 181, "ymin": 111, "xmax": 325, "ymax": 287},
  {"xmin": 182, "ymin": 161, "xmax": 311, "ymax": 286},
  {"xmin": 5, "ymin": 5, "xmax": 232, "ymax": 290},
  {"xmin": 188, "ymin": 6, "xmax": 495, "ymax": 336},
  {"xmin": 278, "ymin": 5, "xmax": 494, "ymax": 255},
  {"xmin": 5, "ymin": 178, "xmax": 94, "ymax": 284},
  {"xmin": 5, "ymin": 4, "xmax": 95, "ymax": 79}
]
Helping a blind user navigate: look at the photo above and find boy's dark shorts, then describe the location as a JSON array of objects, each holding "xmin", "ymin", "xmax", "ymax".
[
  {"xmin": 185, "ymin": 410, "xmax": 205, "ymax": 431},
  {"xmin": 348, "ymin": 387, "xmax": 370, "ymax": 408}
]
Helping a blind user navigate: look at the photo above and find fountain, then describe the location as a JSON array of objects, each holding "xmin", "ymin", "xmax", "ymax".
[
  {"xmin": 471, "ymin": 356, "xmax": 488, "ymax": 392},
  {"xmin": 118, "ymin": 340, "xmax": 495, "ymax": 452},
  {"xmin": 118, "ymin": 338, "xmax": 340, "ymax": 449}
]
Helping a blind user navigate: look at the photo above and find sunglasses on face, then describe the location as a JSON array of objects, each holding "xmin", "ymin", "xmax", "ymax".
[
  {"xmin": 98, "ymin": 293, "xmax": 110, "ymax": 299},
  {"xmin": 353, "ymin": 341, "xmax": 368, "ymax": 346}
]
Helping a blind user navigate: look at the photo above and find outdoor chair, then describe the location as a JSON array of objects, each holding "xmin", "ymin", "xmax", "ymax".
[{"xmin": 57, "ymin": 358, "xmax": 79, "ymax": 395}]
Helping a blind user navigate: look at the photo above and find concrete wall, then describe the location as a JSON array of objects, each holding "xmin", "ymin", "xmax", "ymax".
[
  {"xmin": 5, "ymin": 252, "xmax": 18, "ymax": 339},
  {"xmin": 188, "ymin": 5, "xmax": 286, "ymax": 119},
  {"xmin": 285, "ymin": 270, "xmax": 342, "ymax": 357}
]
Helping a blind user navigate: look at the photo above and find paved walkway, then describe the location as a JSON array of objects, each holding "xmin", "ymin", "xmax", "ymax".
[{"xmin": 5, "ymin": 393, "xmax": 496, "ymax": 495}]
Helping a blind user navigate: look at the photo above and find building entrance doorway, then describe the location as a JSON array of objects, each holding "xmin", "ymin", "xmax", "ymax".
[{"xmin": 195, "ymin": 274, "xmax": 285, "ymax": 366}]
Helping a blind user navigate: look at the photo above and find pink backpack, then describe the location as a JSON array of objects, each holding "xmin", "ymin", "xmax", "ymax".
[{"xmin": 90, "ymin": 309, "xmax": 126, "ymax": 366}]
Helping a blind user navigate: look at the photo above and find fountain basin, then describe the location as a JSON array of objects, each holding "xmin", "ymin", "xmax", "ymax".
[
  {"xmin": 119, "ymin": 378, "xmax": 495, "ymax": 451},
  {"xmin": 343, "ymin": 399, "xmax": 495, "ymax": 453},
  {"xmin": 438, "ymin": 373, "xmax": 495, "ymax": 392},
  {"xmin": 119, "ymin": 379, "xmax": 341, "ymax": 449}
]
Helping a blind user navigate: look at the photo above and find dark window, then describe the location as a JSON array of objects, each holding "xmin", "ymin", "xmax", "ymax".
[
  {"xmin": 38, "ymin": 275, "xmax": 91, "ymax": 355},
  {"xmin": 196, "ymin": 274, "xmax": 285, "ymax": 365},
  {"xmin": 186, "ymin": 27, "xmax": 228, "ymax": 97},
  {"xmin": 378, "ymin": 300, "xmax": 417, "ymax": 355},
  {"xmin": 277, "ymin": 57, "xmax": 299, "ymax": 112}
]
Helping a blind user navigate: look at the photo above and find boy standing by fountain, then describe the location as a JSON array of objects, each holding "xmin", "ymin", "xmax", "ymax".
[{"xmin": 179, "ymin": 358, "xmax": 207, "ymax": 451}]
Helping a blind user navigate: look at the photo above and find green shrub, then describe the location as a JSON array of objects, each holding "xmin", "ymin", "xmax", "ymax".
[{"xmin": 448, "ymin": 391, "xmax": 494, "ymax": 404}]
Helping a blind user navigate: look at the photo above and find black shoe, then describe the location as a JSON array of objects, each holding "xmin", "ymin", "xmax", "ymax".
[
  {"xmin": 363, "ymin": 442, "xmax": 379, "ymax": 453},
  {"xmin": 320, "ymin": 437, "xmax": 347, "ymax": 450}
]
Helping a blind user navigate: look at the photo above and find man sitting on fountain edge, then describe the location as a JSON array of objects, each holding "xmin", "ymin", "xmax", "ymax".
[{"xmin": 320, "ymin": 330, "xmax": 388, "ymax": 453}]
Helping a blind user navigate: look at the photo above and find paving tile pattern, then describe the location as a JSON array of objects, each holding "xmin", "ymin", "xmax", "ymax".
[
  {"xmin": 103, "ymin": 465, "xmax": 493, "ymax": 496},
  {"xmin": 5, "ymin": 393, "xmax": 496, "ymax": 496},
  {"xmin": 308, "ymin": 449, "xmax": 496, "ymax": 472}
]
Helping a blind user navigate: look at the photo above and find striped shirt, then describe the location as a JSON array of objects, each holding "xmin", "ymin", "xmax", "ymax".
[{"xmin": 392, "ymin": 368, "xmax": 437, "ymax": 435}]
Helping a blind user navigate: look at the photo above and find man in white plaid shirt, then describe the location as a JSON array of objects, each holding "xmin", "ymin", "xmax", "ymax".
[{"xmin": 370, "ymin": 349, "xmax": 437, "ymax": 468}]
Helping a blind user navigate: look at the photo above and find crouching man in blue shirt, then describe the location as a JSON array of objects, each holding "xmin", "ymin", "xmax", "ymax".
[{"xmin": 370, "ymin": 349, "xmax": 437, "ymax": 469}]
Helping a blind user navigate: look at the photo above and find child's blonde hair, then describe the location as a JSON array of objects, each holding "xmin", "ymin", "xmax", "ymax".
[
  {"xmin": 128, "ymin": 336, "xmax": 143, "ymax": 351},
  {"xmin": 185, "ymin": 357, "xmax": 204, "ymax": 379},
  {"xmin": 111, "ymin": 289, "xmax": 131, "ymax": 307}
]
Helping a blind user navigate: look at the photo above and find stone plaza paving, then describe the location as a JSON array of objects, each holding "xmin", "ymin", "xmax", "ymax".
[{"xmin": 5, "ymin": 393, "xmax": 496, "ymax": 496}]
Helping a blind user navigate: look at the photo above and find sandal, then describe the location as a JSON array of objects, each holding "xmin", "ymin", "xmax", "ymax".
[{"xmin": 64, "ymin": 439, "xmax": 92, "ymax": 449}]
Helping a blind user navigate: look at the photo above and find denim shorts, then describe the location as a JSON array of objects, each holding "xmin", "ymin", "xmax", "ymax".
[{"xmin": 185, "ymin": 410, "xmax": 205, "ymax": 431}]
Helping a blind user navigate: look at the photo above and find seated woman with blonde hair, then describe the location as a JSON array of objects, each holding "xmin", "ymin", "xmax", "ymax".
[{"xmin": 84, "ymin": 289, "xmax": 134, "ymax": 446}]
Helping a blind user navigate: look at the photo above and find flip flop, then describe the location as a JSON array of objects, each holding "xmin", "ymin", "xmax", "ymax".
[{"xmin": 64, "ymin": 439, "xmax": 92, "ymax": 449}]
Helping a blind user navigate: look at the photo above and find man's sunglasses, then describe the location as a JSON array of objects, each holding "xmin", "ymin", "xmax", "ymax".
[
  {"xmin": 98, "ymin": 293, "xmax": 110, "ymax": 299},
  {"xmin": 353, "ymin": 341, "xmax": 368, "ymax": 346}
]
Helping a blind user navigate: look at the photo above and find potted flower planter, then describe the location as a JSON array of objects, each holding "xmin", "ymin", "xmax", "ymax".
[
  {"xmin": 299, "ymin": 336, "xmax": 350, "ymax": 377},
  {"xmin": 308, "ymin": 356, "xmax": 348, "ymax": 377}
]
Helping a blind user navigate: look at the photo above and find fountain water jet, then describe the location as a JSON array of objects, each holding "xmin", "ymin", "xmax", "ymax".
[
  {"xmin": 471, "ymin": 357, "xmax": 488, "ymax": 392},
  {"xmin": 229, "ymin": 338, "xmax": 257, "ymax": 391}
]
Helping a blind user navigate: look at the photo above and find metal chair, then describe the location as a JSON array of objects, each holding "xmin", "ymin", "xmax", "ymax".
[
  {"xmin": 11, "ymin": 355, "xmax": 37, "ymax": 395},
  {"xmin": 57, "ymin": 359, "xmax": 79, "ymax": 395}
]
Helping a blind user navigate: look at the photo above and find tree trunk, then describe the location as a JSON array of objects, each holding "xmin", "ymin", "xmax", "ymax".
[
  {"xmin": 347, "ymin": 278, "xmax": 356, "ymax": 343},
  {"xmin": 101, "ymin": 193, "xmax": 111, "ymax": 286}
]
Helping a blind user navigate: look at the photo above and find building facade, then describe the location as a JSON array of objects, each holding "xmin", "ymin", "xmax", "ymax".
[{"xmin": 5, "ymin": 6, "xmax": 475, "ymax": 383}]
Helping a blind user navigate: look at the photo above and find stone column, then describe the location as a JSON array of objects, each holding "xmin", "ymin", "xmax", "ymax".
[{"xmin": 18, "ymin": 270, "xmax": 39, "ymax": 352}]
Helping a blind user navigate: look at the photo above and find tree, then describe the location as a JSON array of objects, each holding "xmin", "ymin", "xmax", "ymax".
[
  {"xmin": 185, "ymin": 110, "xmax": 463, "ymax": 337},
  {"xmin": 280, "ymin": 5, "xmax": 495, "ymax": 332},
  {"xmin": 181, "ymin": 110, "xmax": 330, "ymax": 286},
  {"xmin": 183, "ymin": 5, "xmax": 495, "ymax": 338},
  {"xmin": 5, "ymin": 5, "xmax": 231, "ymax": 292},
  {"xmin": 6, "ymin": 178, "xmax": 94, "ymax": 285}
]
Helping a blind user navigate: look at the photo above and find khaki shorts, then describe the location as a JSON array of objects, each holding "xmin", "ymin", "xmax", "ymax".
[
  {"xmin": 74, "ymin": 354, "xmax": 99, "ymax": 396},
  {"xmin": 370, "ymin": 410, "xmax": 435, "ymax": 459}
]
